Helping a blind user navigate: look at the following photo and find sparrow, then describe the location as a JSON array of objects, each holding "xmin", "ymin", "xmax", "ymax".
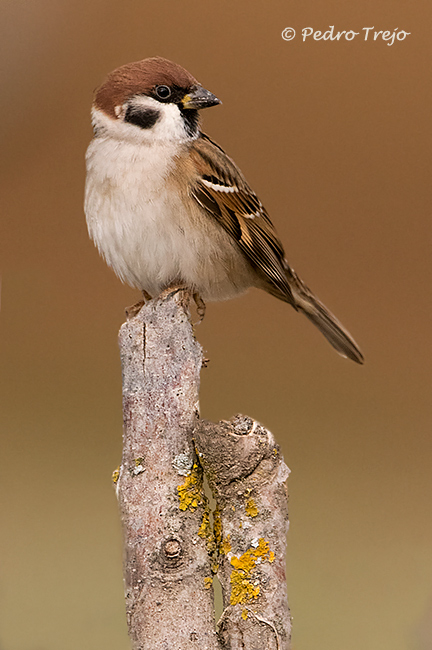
[{"xmin": 85, "ymin": 57, "xmax": 363, "ymax": 364}]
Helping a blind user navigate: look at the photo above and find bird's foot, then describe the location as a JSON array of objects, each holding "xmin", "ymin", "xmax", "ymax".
[
  {"xmin": 158, "ymin": 285, "xmax": 191, "ymax": 309},
  {"xmin": 125, "ymin": 300, "xmax": 145, "ymax": 320},
  {"xmin": 155, "ymin": 286, "xmax": 206, "ymax": 326},
  {"xmin": 193, "ymin": 292, "xmax": 206, "ymax": 324},
  {"xmin": 125, "ymin": 291, "xmax": 154, "ymax": 320}
]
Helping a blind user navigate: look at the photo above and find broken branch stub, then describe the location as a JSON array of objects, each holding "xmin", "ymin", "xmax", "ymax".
[{"xmin": 195, "ymin": 416, "xmax": 291, "ymax": 650}]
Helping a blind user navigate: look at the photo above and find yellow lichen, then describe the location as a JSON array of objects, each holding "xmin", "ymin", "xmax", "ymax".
[
  {"xmin": 135, "ymin": 457, "xmax": 144, "ymax": 466},
  {"xmin": 177, "ymin": 463, "xmax": 203, "ymax": 512},
  {"xmin": 198, "ymin": 506, "xmax": 217, "ymax": 554},
  {"xmin": 198, "ymin": 507, "xmax": 211, "ymax": 538},
  {"xmin": 220, "ymin": 534, "xmax": 231, "ymax": 556},
  {"xmin": 245, "ymin": 498, "xmax": 259, "ymax": 518},
  {"xmin": 213, "ymin": 506, "xmax": 222, "ymax": 547},
  {"xmin": 230, "ymin": 572, "xmax": 260, "ymax": 605},
  {"xmin": 241, "ymin": 609, "xmax": 248, "ymax": 620},
  {"xmin": 112, "ymin": 466, "xmax": 120, "ymax": 484},
  {"xmin": 229, "ymin": 538, "xmax": 274, "ymax": 606},
  {"xmin": 204, "ymin": 576, "xmax": 213, "ymax": 589}
]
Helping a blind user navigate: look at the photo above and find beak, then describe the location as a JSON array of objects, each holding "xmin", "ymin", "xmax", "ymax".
[{"xmin": 181, "ymin": 86, "xmax": 221, "ymax": 110}]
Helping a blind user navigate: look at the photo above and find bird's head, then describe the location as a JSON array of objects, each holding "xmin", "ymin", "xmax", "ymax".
[{"xmin": 91, "ymin": 57, "xmax": 221, "ymax": 144}]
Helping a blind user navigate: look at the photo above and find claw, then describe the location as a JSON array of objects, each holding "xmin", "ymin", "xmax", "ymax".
[
  {"xmin": 125, "ymin": 300, "xmax": 145, "ymax": 320},
  {"xmin": 193, "ymin": 293, "xmax": 206, "ymax": 323}
]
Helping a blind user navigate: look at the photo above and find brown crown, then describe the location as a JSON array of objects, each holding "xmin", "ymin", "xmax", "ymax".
[{"xmin": 94, "ymin": 57, "xmax": 198, "ymax": 118}]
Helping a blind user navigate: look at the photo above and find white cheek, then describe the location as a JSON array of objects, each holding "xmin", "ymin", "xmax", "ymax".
[
  {"xmin": 151, "ymin": 103, "xmax": 190, "ymax": 142},
  {"xmin": 91, "ymin": 98, "xmax": 194, "ymax": 146}
]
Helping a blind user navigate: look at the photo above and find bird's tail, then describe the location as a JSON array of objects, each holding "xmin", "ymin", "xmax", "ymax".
[{"xmin": 288, "ymin": 268, "xmax": 364, "ymax": 364}]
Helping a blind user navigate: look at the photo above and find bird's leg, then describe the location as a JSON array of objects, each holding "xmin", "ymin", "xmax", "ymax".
[
  {"xmin": 125, "ymin": 290, "xmax": 153, "ymax": 320},
  {"xmin": 193, "ymin": 292, "xmax": 206, "ymax": 323},
  {"xmin": 160, "ymin": 285, "xmax": 189, "ymax": 302}
]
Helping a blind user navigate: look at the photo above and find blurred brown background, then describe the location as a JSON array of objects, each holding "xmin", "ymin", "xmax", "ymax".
[{"xmin": 1, "ymin": 0, "xmax": 431, "ymax": 648}]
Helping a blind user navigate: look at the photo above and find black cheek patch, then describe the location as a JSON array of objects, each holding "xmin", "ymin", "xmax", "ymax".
[{"xmin": 124, "ymin": 106, "xmax": 160, "ymax": 129}]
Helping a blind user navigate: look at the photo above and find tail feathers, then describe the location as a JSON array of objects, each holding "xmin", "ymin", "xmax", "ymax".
[{"xmin": 289, "ymin": 270, "xmax": 364, "ymax": 364}]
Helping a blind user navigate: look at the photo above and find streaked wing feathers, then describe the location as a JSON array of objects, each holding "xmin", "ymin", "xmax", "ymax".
[{"xmin": 189, "ymin": 133, "xmax": 294, "ymax": 302}]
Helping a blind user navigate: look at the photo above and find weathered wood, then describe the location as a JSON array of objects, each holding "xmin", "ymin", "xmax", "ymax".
[
  {"xmin": 117, "ymin": 289, "xmax": 219, "ymax": 650},
  {"xmin": 116, "ymin": 289, "xmax": 291, "ymax": 649},
  {"xmin": 195, "ymin": 417, "xmax": 291, "ymax": 649}
]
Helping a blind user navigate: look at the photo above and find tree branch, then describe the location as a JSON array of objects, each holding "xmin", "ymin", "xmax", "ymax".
[{"xmin": 116, "ymin": 289, "xmax": 291, "ymax": 649}]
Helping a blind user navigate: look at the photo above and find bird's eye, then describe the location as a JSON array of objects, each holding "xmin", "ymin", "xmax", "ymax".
[{"xmin": 155, "ymin": 85, "xmax": 172, "ymax": 100}]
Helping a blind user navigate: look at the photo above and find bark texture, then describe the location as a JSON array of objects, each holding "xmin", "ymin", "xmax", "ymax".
[
  {"xmin": 195, "ymin": 417, "xmax": 291, "ymax": 649},
  {"xmin": 116, "ymin": 289, "xmax": 291, "ymax": 649},
  {"xmin": 117, "ymin": 289, "xmax": 218, "ymax": 650}
]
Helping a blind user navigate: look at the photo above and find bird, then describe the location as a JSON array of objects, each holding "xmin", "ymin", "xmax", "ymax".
[{"xmin": 85, "ymin": 56, "xmax": 363, "ymax": 364}]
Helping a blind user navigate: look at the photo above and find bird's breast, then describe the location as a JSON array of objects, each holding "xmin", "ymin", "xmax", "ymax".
[
  {"xmin": 85, "ymin": 137, "xmax": 185, "ymax": 290},
  {"xmin": 84, "ymin": 137, "xmax": 255, "ymax": 299}
]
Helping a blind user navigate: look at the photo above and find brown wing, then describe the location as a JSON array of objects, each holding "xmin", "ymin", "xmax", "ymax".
[
  {"xmin": 188, "ymin": 134, "xmax": 364, "ymax": 364},
  {"xmin": 189, "ymin": 133, "xmax": 295, "ymax": 304}
]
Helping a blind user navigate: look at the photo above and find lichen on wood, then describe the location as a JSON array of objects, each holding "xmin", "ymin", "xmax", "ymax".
[
  {"xmin": 194, "ymin": 415, "xmax": 291, "ymax": 648},
  {"xmin": 177, "ymin": 462, "xmax": 204, "ymax": 512},
  {"xmin": 116, "ymin": 290, "xmax": 291, "ymax": 649},
  {"xmin": 116, "ymin": 289, "xmax": 219, "ymax": 650}
]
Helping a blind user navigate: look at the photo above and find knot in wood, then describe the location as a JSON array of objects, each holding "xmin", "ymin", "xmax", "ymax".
[
  {"xmin": 163, "ymin": 538, "xmax": 182, "ymax": 561},
  {"xmin": 231, "ymin": 415, "xmax": 255, "ymax": 435}
]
